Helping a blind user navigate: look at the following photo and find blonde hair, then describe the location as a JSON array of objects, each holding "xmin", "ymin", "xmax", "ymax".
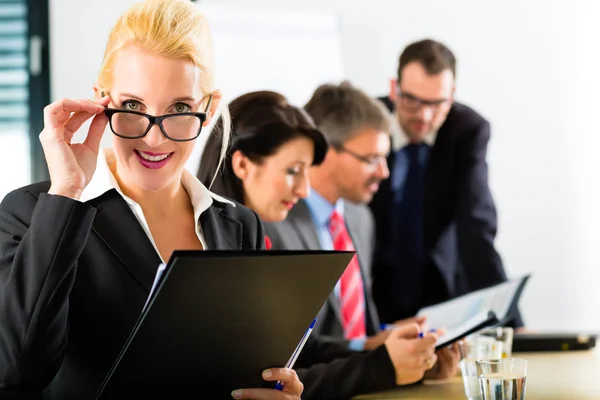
[{"xmin": 97, "ymin": 0, "xmax": 230, "ymax": 177}]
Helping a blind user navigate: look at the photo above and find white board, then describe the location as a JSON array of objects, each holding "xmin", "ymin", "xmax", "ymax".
[{"xmin": 49, "ymin": 0, "xmax": 344, "ymax": 173}]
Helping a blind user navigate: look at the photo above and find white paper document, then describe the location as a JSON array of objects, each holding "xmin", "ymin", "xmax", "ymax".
[{"xmin": 416, "ymin": 276, "xmax": 529, "ymax": 347}]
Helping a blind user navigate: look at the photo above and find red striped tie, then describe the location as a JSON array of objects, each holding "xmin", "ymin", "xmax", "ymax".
[{"xmin": 329, "ymin": 210, "xmax": 366, "ymax": 340}]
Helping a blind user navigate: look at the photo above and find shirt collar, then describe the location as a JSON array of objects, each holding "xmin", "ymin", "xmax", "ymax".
[
  {"xmin": 304, "ymin": 189, "xmax": 344, "ymax": 228},
  {"xmin": 390, "ymin": 111, "xmax": 437, "ymax": 151},
  {"xmin": 80, "ymin": 148, "xmax": 234, "ymax": 215}
]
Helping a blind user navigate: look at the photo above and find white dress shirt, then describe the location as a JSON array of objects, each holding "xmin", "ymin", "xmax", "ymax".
[
  {"xmin": 389, "ymin": 111, "xmax": 437, "ymax": 151},
  {"xmin": 80, "ymin": 148, "xmax": 234, "ymax": 262}
]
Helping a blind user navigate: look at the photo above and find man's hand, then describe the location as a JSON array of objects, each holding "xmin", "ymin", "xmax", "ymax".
[
  {"xmin": 393, "ymin": 315, "xmax": 427, "ymax": 328},
  {"xmin": 384, "ymin": 324, "xmax": 439, "ymax": 386},
  {"xmin": 364, "ymin": 329, "xmax": 392, "ymax": 351},
  {"xmin": 424, "ymin": 343, "xmax": 461, "ymax": 380},
  {"xmin": 365, "ymin": 316, "xmax": 428, "ymax": 351}
]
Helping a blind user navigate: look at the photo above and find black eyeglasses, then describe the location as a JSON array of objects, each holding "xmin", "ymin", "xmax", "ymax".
[
  {"xmin": 104, "ymin": 95, "xmax": 212, "ymax": 142},
  {"xmin": 332, "ymin": 143, "xmax": 387, "ymax": 168},
  {"xmin": 396, "ymin": 88, "xmax": 451, "ymax": 113}
]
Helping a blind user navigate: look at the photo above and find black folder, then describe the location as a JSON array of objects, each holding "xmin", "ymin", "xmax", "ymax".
[{"xmin": 95, "ymin": 250, "xmax": 353, "ymax": 399}]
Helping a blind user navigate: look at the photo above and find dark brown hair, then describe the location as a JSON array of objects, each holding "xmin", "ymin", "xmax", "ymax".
[
  {"xmin": 197, "ymin": 91, "xmax": 328, "ymax": 203},
  {"xmin": 397, "ymin": 39, "xmax": 456, "ymax": 83},
  {"xmin": 304, "ymin": 80, "xmax": 391, "ymax": 145}
]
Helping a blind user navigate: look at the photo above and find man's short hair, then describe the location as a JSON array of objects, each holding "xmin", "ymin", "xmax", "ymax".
[
  {"xmin": 397, "ymin": 39, "xmax": 456, "ymax": 83},
  {"xmin": 304, "ymin": 81, "xmax": 391, "ymax": 144}
]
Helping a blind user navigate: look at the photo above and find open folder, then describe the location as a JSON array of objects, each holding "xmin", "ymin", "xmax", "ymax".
[
  {"xmin": 95, "ymin": 250, "xmax": 353, "ymax": 399},
  {"xmin": 415, "ymin": 275, "xmax": 530, "ymax": 348}
]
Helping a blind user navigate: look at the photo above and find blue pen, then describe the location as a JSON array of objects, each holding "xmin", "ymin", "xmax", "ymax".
[
  {"xmin": 274, "ymin": 318, "xmax": 317, "ymax": 391},
  {"xmin": 418, "ymin": 329, "xmax": 437, "ymax": 338}
]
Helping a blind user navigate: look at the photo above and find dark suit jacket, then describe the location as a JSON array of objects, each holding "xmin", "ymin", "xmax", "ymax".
[
  {"xmin": 0, "ymin": 182, "xmax": 396, "ymax": 400},
  {"xmin": 266, "ymin": 200, "xmax": 381, "ymax": 339},
  {"xmin": 266, "ymin": 200, "xmax": 398, "ymax": 399},
  {"xmin": 0, "ymin": 182, "xmax": 264, "ymax": 399},
  {"xmin": 371, "ymin": 97, "xmax": 522, "ymax": 326}
]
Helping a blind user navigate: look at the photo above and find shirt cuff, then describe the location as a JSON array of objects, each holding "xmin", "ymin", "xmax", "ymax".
[{"xmin": 348, "ymin": 338, "xmax": 366, "ymax": 352}]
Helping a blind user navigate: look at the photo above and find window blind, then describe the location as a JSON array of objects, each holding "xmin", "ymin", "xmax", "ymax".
[{"xmin": 0, "ymin": 0, "xmax": 28, "ymax": 131}]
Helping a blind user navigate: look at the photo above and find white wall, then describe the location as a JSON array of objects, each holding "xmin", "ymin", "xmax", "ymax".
[
  {"xmin": 48, "ymin": 0, "xmax": 600, "ymax": 331},
  {"xmin": 205, "ymin": 0, "xmax": 600, "ymax": 332}
]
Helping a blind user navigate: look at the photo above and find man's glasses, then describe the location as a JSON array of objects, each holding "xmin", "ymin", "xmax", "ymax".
[
  {"xmin": 104, "ymin": 95, "xmax": 212, "ymax": 142},
  {"xmin": 396, "ymin": 88, "xmax": 451, "ymax": 113},
  {"xmin": 332, "ymin": 143, "xmax": 387, "ymax": 168}
]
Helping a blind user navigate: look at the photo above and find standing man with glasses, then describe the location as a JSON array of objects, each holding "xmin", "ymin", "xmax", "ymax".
[{"xmin": 371, "ymin": 39, "xmax": 523, "ymax": 327}]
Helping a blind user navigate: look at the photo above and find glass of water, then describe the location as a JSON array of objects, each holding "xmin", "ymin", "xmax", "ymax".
[
  {"xmin": 459, "ymin": 336, "xmax": 503, "ymax": 400},
  {"xmin": 476, "ymin": 358, "xmax": 528, "ymax": 400}
]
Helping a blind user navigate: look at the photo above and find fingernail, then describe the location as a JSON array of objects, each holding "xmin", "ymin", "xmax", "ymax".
[
  {"xmin": 430, "ymin": 329, "xmax": 437, "ymax": 333},
  {"xmin": 262, "ymin": 369, "xmax": 272, "ymax": 378},
  {"xmin": 231, "ymin": 389, "xmax": 243, "ymax": 399},
  {"xmin": 418, "ymin": 332, "xmax": 424, "ymax": 338}
]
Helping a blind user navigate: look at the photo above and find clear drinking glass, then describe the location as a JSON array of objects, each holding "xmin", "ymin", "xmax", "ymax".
[
  {"xmin": 459, "ymin": 336, "xmax": 503, "ymax": 400},
  {"xmin": 480, "ymin": 327, "xmax": 514, "ymax": 358},
  {"xmin": 476, "ymin": 358, "xmax": 528, "ymax": 400}
]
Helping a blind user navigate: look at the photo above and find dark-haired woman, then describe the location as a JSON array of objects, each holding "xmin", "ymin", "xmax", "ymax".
[
  {"xmin": 198, "ymin": 91, "xmax": 412, "ymax": 400},
  {"xmin": 198, "ymin": 90, "xmax": 327, "ymax": 223}
]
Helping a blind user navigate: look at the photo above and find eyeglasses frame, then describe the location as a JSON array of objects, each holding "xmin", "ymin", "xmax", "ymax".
[{"xmin": 103, "ymin": 94, "xmax": 213, "ymax": 142}]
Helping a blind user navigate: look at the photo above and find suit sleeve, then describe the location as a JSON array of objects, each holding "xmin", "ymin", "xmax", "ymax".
[
  {"xmin": 456, "ymin": 122, "xmax": 523, "ymax": 326},
  {"xmin": 0, "ymin": 190, "xmax": 96, "ymax": 391},
  {"xmin": 296, "ymin": 344, "xmax": 397, "ymax": 400},
  {"xmin": 295, "ymin": 336, "xmax": 352, "ymax": 365}
]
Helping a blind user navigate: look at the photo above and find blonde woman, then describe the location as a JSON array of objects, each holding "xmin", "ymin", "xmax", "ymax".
[{"xmin": 0, "ymin": 1, "xmax": 303, "ymax": 399}]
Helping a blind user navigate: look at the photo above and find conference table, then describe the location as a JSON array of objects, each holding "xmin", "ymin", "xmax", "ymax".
[{"xmin": 355, "ymin": 347, "xmax": 599, "ymax": 399}]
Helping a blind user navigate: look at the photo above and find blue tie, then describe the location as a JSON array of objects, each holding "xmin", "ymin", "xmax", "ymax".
[{"xmin": 388, "ymin": 143, "xmax": 428, "ymax": 315}]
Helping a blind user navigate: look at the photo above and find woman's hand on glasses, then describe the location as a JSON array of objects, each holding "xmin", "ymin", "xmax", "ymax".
[{"xmin": 40, "ymin": 96, "xmax": 110, "ymax": 200}]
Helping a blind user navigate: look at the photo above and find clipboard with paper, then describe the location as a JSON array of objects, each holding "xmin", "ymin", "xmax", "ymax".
[{"xmin": 416, "ymin": 275, "xmax": 530, "ymax": 348}]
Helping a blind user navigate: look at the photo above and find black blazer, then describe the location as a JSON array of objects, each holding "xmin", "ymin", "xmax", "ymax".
[
  {"xmin": 0, "ymin": 182, "xmax": 264, "ymax": 399},
  {"xmin": 371, "ymin": 97, "xmax": 522, "ymax": 326},
  {"xmin": 0, "ymin": 182, "xmax": 396, "ymax": 400}
]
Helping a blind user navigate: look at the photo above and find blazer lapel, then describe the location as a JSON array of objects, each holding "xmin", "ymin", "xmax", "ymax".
[
  {"xmin": 287, "ymin": 200, "xmax": 321, "ymax": 250},
  {"xmin": 343, "ymin": 204, "xmax": 379, "ymax": 332},
  {"xmin": 289, "ymin": 201, "xmax": 346, "ymax": 326},
  {"xmin": 88, "ymin": 190, "xmax": 161, "ymax": 294},
  {"xmin": 200, "ymin": 205, "xmax": 242, "ymax": 250},
  {"xmin": 343, "ymin": 204, "xmax": 368, "ymax": 276},
  {"xmin": 424, "ymin": 127, "xmax": 449, "ymax": 247}
]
